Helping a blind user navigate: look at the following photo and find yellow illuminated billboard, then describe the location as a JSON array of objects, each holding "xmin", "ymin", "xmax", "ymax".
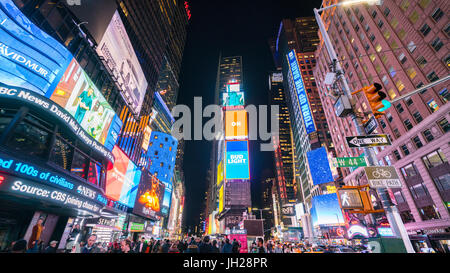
[
  {"xmin": 225, "ymin": 110, "xmax": 248, "ymax": 140},
  {"xmin": 217, "ymin": 161, "xmax": 224, "ymax": 186},
  {"xmin": 219, "ymin": 184, "xmax": 224, "ymax": 213}
]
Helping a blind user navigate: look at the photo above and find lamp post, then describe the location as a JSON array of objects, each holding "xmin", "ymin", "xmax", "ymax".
[{"xmin": 313, "ymin": 0, "xmax": 415, "ymax": 253}]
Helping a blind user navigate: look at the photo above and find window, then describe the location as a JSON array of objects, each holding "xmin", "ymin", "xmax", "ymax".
[
  {"xmin": 372, "ymin": 10, "xmax": 377, "ymax": 18},
  {"xmin": 396, "ymin": 80, "xmax": 405, "ymax": 92},
  {"xmin": 71, "ymin": 150, "xmax": 88, "ymax": 179},
  {"xmin": 395, "ymin": 103, "xmax": 404, "ymax": 113},
  {"xmin": 409, "ymin": 11, "xmax": 419, "ymax": 24},
  {"xmin": 416, "ymin": 56, "xmax": 427, "ymax": 68},
  {"xmin": 431, "ymin": 8, "xmax": 444, "ymax": 22},
  {"xmin": 49, "ymin": 137, "xmax": 74, "ymax": 171},
  {"xmin": 422, "ymin": 149, "xmax": 448, "ymax": 169},
  {"xmin": 375, "ymin": 44, "xmax": 382, "ymax": 52},
  {"xmin": 417, "ymin": 82, "xmax": 427, "ymax": 94},
  {"xmin": 438, "ymin": 88, "xmax": 449, "ymax": 102},
  {"xmin": 383, "ymin": 30, "xmax": 391, "ymax": 39},
  {"xmin": 398, "ymin": 53, "xmax": 407, "ymax": 64},
  {"xmin": 400, "ymin": 0, "xmax": 410, "ymax": 11},
  {"xmin": 437, "ymin": 118, "xmax": 450, "ymax": 134},
  {"xmin": 413, "ymin": 111, "xmax": 423, "ymax": 123},
  {"xmin": 418, "ymin": 205, "xmax": 441, "ymax": 221},
  {"xmin": 378, "ymin": 20, "xmax": 384, "ymax": 28},
  {"xmin": 406, "ymin": 97, "xmax": 414, "ymax": 106},
  {"xmin": 433, "ymin": 174, "xmax": 450, "ymax": 193},
  {"xmin": 398, "ymin": 29, "xmax": 407, "ymax": 40},
  {"xmin": 380, "ymin": 119, "xmax": 386, "ymax": 128},
  {"xmin": 407, "ymin": 41, "xmax": 416, "ymax": 52},
  {"xmin": 427, "ymin": 71, "xmax": 439, "ymax": 82},
  {"xmin": 384, "ymin": 155, "xmax": 392, "ymax": 165},
  {"xmin": 411, "ymin": 183, "xmax": 429, "ymax": 199},
  {"xmin": 394, "ymin": 191, "xmax": 406, "ymax": 204},
  {"xmin": 393, "ymin": 150, "xmax": 402, "ymax": 160},
  {"xmin": 407, "ymin": 67, "xmax": 417, "ymax": 79},
  {"xmin": 386, "ymin": 113, "xmax": 393, "ymax": 122},
  {"xmin": 401, "ymin": 144, "xmax": 410, "ymax": 156},
  {"xmin": 382, "ymin": 75, "xmax": 389, "ymax": 86},
  {"xmin": 431, "ymin": 37, "xmax": 444, "ymax": 52},
  {"xmin": 422, "ymin": 129, "xmax": 434, "ymax": 142},
  {"xmin": 404, "ymin": 119, "xmax": 413, "ymax": 130},
  {"xmin": 401, "ymin": 163, "xmax": 417, "ymax": 178},
  {"xmin": 444, "ymin": 23, "xmax": 450, "ymax": 37},
  {"xmin": 419, "ymin": 0, "xmax": 431, "ymax": 9},
  {"xmin": 383, "ymin": 7, "xmax": 390, "ymax": 17},
  {"xmin": 393, "ymin": 128, "xmax": 401, "ymax": 138},
  {"xmin": 390, "ymin": 18, "xmax": 398, "ymax": 29},
  {"xmin": 427, "ymin": 99, "xmax": 439, "ymax": 112},
  {"xmin": 369, "ymin": 33, "xmax": 375, "ymax": 42},
  {"xmin": 420, "ymin": 24, "xmax": 431, "ymax": 37},
  {"xmin": 444, "ymin": 54, "xmax": 450, "ymax": 69},
  {"xmin": 412, "ymin": 136, "xmax": 423, "ymax": 148},
  {"xmin": 400, "ymin": 210, "xmax": 415, "ymax": 223}
]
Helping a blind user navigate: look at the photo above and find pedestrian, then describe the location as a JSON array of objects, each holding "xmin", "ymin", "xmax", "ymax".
[
  {"xmin": 152, "ymin": 240, "xmax": 161, "ymax": 253},
  {"xmin": 168, "ymin": 243, "xmax": 180, "ymax": 253},
  {"xmin": 81, "ymin": 235, "xmax": 101, "ymax": 253},
  {"xmin": 120, "ymin": 239, "xmax": 134, "ymax": 253},
  {"xmin": 28, "ymin": 218, "xmax": 45, "ymax": 250},
  {"xmin": 161, "ymin": 239, "xmax": 171, "ymax": 253},
  {"xmin": 211, "ymin": 240, "xmax": 220, "ymax": 253},
  {"xmin": 185, "ymin": 243, "xmax": 199, "ymax": 253},
  {"xmin": 257, "ymin": 238, "xmax": 266, "ymax": 253},
  {"xmin": 26, "ymin": 240, "xmax": 40, "ymax": 253},
  {"xmin": 44, "ymin": 241, "xmax": 58, "ymax": 253},
  {"xmin": 135, "ymin": 237, "xmax": 147, "ymax": 253},
  {"xmin": 198, "ymin": 236, "xmax": 213, "ymax": 253},
  {"xmin": 10, "ymin": 239, "xmax": 27, "ymax": 253},
  {"xmin": 221, "ymin": 238, "xmax": 233, "ymax": 253},
  {"xmin": 231, "ymin": 239, "xmax": 240, "ymax": 253}
]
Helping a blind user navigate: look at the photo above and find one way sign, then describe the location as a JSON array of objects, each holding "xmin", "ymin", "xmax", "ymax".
[{"xmin": 346, "ymin": 134, "xmax": 392, "ymax": 148}]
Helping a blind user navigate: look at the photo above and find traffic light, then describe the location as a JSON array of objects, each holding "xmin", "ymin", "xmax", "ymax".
[{"xmin": 352, "ymin": 83, "xmax": 391, "ymax": 118}]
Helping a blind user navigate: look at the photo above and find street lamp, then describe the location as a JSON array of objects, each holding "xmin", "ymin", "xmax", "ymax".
[{"xmin": 313, "ymin": 0, "xmax": 415, "ymax": 253}]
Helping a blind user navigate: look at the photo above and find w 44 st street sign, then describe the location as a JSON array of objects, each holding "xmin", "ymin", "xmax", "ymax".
[
  {"xmin": 332, "ymin": 156, "xmax": 367, "ymax": 168},
  {"xmin": 346, "ymin": 134, "xmax": 391, "ymax": 148}
]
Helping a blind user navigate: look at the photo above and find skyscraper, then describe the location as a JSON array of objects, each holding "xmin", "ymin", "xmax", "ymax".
[{"xmin": 313, "ymin": 0, "xmax": 450, "ymax": 250}]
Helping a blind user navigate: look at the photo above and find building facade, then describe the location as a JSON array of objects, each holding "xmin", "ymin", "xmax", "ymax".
[{"xmin": 313, "ymin": 0, "xmax": 449, "ymax": 252}]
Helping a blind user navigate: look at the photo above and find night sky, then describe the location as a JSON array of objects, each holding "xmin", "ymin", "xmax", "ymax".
[{"xmin": 177, "ymin": 0, "xmax": 322, "ymax": 231}]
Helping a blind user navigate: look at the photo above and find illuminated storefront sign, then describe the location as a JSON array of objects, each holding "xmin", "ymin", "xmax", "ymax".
[
  {"xmin": 225, "ymin": 141, "xmax": 250, "ymax": 180},
  {"xmin": 105, "ymin": 146, "xmax": 141, "ymax": 207},
  {"xmin": 225, "ymin": 110, "xmax": 248, "ymax": 140},
  {"xmin": 129, "ymin": 222, "xmax": 144, "ymax": 232},
  {"xmin": 0, "ymin": 83, "xmax": 115, "ymax": 162},
  {"xmin": 0, "ymin": 1, "xmax": 73, "ymax": 96},
  {"xmin": 97, "ymin": 11, "xmax": 148, "ymax": 115},
  {"xmin": 347, "ymin": 224, "xmax": 369, "ymax": 238},
  {"xmin": 287, "ymin": 50, "xmax": 316, "ymax": 134},
  {"xmin": 377, "ymin": 227, "xmax": 394, "ymax": 237},
  {"xmin": 0, "ymin": 175, "xmax": 102, "ymax": 214},
  {"xmin": 0, "ymin": 152, "xmax": 107, "ymax": 205}
]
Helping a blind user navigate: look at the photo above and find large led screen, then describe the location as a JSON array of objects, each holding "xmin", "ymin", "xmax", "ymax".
[
  {"xmin": 217, "ymin": 160, "xmax": 224, "ymax": 186},
  {"xmin": 97, "ymin": 11, "xmax": 147, "ymax": 115},
  {"xmin": 310, "ymin": 193, "xmax": 344, "ymax": 227},
  {"xmin": 287, "ymin": 50, "xmax": 316, "ymax": 134},
  {"xmin": 222, "ymin": 92, "xmax": 244, "ymax": 107},
  {"xmin": 225, "ymin": 141, "xmax": 250, "ymax": 180},
  {"xmin": 50, "ymin": 58, "xmax": 122, "ymax": 151},
  {"xmin": 0, "ymin": 0, "xmax": 72, "ymax": 96},
  {"xmin": 307, "ymin": 146, "xmax": 334, "ymax": 185},
  {"xmin": 106, "ymin": 146, "xmax": 141, "ymax": 207},
  {"xmin": 225, "ymin": 110, "xmax": 248, "ymax": 140},
  {"xmin": 133, "ymin": 171, "xmax": 165, "ymax": 219}
]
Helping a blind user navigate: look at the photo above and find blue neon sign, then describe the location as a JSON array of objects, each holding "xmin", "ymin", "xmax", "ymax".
[
  {"xmin": 0, "ymin": 1, "xmax": 72, "ymax": 96},
  {"xmin": 287, "ymin": 50, "xmax": 316, "ymax": 134},
  {"xmin": 225, "ymin": 140, "xmax": 250, "ymax": 180}
]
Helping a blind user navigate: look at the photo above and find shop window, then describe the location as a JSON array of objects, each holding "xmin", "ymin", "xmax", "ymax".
[
  {"xmin": 401, "ymin": 163, "xmax": 417, "ymax": 178},
  {"xmin": 437, "ymin": 118, "xmax": 450, "ymax": 133},
  {"xmin": 49, "ymin": 137, "xmax": 74, "ymax": 171},
  {"xmin": 422, "ymin": 129, "xmax": 434, "ymax": 142},
  {"xmin": 427, "ymin": 99, "xmax": 439, "ymax": 113},
  {"xmin": 412, "ymin": 136, "xmax": 423, "ymax": 149},
  {"xmin": 422, "ymin": 149, "xmax": 448, "ymax": 169},
  {"xmin": 419, "ymin": 205, "xmax": 441, "ymax": 221},
  {"xmin": 6, "ymin": 116, "xmax": 51, "ymax": 159},
  {"xmin": 412, "ymin": 111, "xmax": 423, "ymax": 124},
  {"xmin": 71, "ymin": 150, "xmax": 88, "ymax": 179}
]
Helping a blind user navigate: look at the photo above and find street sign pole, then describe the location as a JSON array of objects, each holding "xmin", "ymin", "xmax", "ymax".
[{"xmin": 314, "ymin": 7, "xmax": 415, "ymax": 253}]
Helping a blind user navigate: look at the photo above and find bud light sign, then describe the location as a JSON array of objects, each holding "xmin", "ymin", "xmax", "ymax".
[
  {"xmin": 287, "ymin": 50, "xmax": 316, "ymax": 134},
  {"xmin": 225, "ymin": 141, "xmax": 250, "ymax": 180}
]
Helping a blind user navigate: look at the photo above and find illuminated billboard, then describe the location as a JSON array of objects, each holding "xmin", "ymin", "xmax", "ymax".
[
  {"xmin": 287, "ymin": 50, "xmax": 316, "ymax": 134},
  {"xmin": 0, "ymin": 1, "xmax": 73, "ymax": 96},
  {"xmin": 307, "ymin": 147, "xmax": 334, "ymax": 185},
  {"xmin": 225, "ymin": 110, "xmax": 248, "ymax": 140},
  {"xmin": 226, "ymin": 82, "xmax": 240, "ymax": 92},
  {"xmin": 225, "ymin": 141, "xmax": 250, "ymax": 180},
  {"xmin": 222, "ymin": 92, "xmax": 244, "ymax": 107},
  {"xmin": 218, "ymin": 184, "xmax": 224, "ymax": 213},
  {"xmin": 133, "ymin": 171, "xmax": 165, "ymax": 219},
  {"xmin": 217, "ymin": 160, "xmax": 224, "ymax": 186},
  {"xmin": 106, "ymin": 146, "xmax": 141, "ymax": 207},
  {"xmin": 50, "ymin": 58, "xmax": 122, "ymax": 151},
  {"xmin": 97, "ymin": 11, "xmax": 148, "ymax": 115},
  {"xmin": 310, "ymin": 193, "xmax": 344, "ymax": 227}
]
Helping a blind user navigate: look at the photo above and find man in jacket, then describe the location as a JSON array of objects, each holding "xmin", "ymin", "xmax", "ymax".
[
  {"xmin": 134, "ymin": 237, "xmax": 147, "ymax": 253},
  {"xmin": 81, "ymin": 235, "xmax": 100, "ymax": 253},
  {"xmin": 44, "ymin": 241, "xmax": 58, "ymax": 253},
  {"xmin": 161, "ymin": 239, "xmax": 171, "ymax": 253},
  {"xmin": 198, "ymin": 236, "xmax": 213, "ymax": 253},
  {"xmin": 221, "ymin": 238, "xmax": 233, "ymax": 253},
  {"xmin": 231, "ymin": 239, "xmax": 240, "ymax": 253}
]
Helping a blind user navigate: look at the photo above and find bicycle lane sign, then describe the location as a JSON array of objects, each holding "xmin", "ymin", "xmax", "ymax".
[{"xmin": 364, "ymin": 166, "xmax": 402, "ymax": 188}]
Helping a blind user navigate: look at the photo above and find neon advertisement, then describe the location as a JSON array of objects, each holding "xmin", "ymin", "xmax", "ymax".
[{"xmin": 225, "ymin": 141, "xmax": 250, "ymax": 180}]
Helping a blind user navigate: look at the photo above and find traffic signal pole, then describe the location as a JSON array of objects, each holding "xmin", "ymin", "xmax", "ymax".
[{"xmin": 314, "ymin": 7, "xmax": 415, "ymax": 253}]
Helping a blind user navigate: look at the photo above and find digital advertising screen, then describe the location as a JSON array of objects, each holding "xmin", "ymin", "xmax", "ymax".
[
  {"xmin": 49, "ymin": 58, "xmax": 122, "ymax": 151},
  {"xmin": 133, "ymin": 171, "xmax": 165, "ymax": 219},
  {"xmin": 217, "ymin": 161, "xmax": 224, "ymax": 186},
  {"xmin": 0, "ymin": 0, "xmax": 72, "ymax": 96},
  {"xmin": 222, "ymin": 92, "xmax": 244, "ymax": 107},
  {"xmin": 287, "ymin": 50, "xmax": 316, "ymax": 134},
  {"xmin": 97, "ymin": 11, "xmax": 148, "ymax": 115},
  {"xmin": 226, "ymin": 82, "xmax": 240, "ymax": 92},
  {"xmin": 225, "ymin": 110, "xmax": 248, "ymax": 140},
  {"xmin": 161, "ymin": 182, "xmax": 173, "ymax": 216},
  {"xmin": 307, "ymin": 147, "xmax": 334, "ymax": 185},
  {"xmin": 225, "ymin": 140, "xmax": 250, "ymax": 180},
  {"xmin": 106, "ymin": 146, "xmax": 141, "ymax": 207},
  {"xmin": 310, "ymin": 193, "xmax": 344, "ymax": 227}
]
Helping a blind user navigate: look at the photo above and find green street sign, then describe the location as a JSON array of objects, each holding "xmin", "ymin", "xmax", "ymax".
[{"xmin": 332, "ymin": 156, "xmax": 367, "ymax": 168}]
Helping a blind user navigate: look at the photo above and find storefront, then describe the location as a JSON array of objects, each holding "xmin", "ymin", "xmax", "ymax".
[{"xmin": 408, "ymin": 227, "xmax": 450, "ymax": 253}]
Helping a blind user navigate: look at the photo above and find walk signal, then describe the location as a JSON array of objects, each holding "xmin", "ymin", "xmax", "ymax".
[{"xmin": 352, "ymin": 83, "xmax": 391, "ymax": 118}]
